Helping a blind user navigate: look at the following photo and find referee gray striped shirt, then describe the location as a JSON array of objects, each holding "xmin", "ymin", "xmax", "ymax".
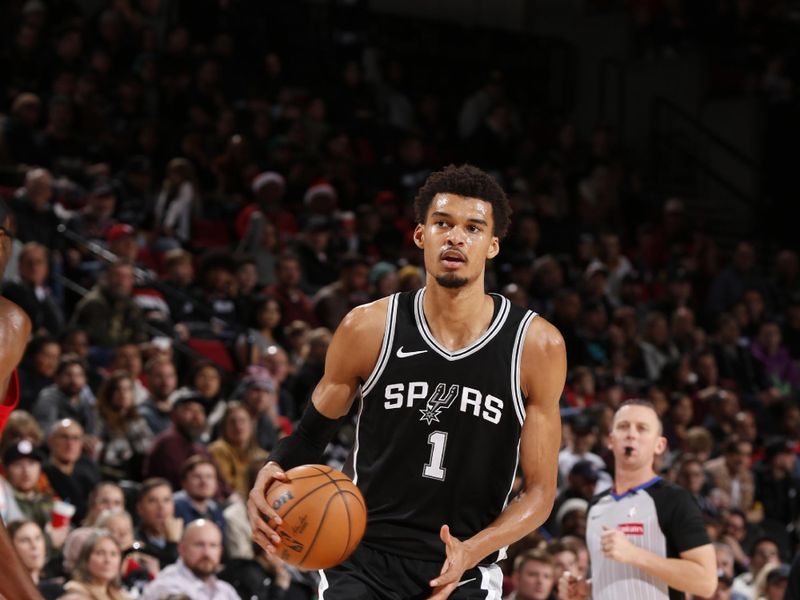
[{"xmin": 586, "ymin": 477, "xmax": 710, "ymax": 600}]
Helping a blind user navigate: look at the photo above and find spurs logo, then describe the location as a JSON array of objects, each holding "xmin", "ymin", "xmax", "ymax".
[{"xmin": 419, "ymin": 383, "xmax": 460, "ymax": 425}]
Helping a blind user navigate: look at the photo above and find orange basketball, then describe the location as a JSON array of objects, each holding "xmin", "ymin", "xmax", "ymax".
[{"xmin": 264, "ymin": 464, "xmax": 367, "ymax": 570}]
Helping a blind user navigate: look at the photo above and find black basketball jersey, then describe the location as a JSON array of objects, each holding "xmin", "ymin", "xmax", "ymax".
[{"xmin": 350, "ymin": 288, "xmax": 536, "ymax": 563}]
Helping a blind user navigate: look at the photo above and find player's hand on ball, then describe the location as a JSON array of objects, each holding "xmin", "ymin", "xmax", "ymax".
[
  {"xmin": 427, "ymin": 525, "xmax": 475, "ymax": 600},
  {"xmin": 601, "ymin": 526, "xmax": 637, "ymax": 564},
  {"xmin": 247, "ymin": 461, "xmax": 288, "ymax": 554}
]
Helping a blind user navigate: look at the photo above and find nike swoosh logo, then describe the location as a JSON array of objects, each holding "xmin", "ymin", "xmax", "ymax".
[
  {"xmin": 457, "ymin": 578, "xmax": 477, "ymax": 588},
  {"xmin": 396, "ymin": 346, "xmax": 428, "ymax": 358}
]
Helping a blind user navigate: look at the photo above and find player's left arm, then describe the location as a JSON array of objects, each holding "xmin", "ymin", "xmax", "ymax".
[{"xmin": 429, "ymin": 317, "xmax": 565, "ymax": 598}]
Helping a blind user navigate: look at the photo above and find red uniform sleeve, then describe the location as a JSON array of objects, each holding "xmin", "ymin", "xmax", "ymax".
[{"xmin": 0, "ymin": 370, "xmax": 20, "ymax": 434}]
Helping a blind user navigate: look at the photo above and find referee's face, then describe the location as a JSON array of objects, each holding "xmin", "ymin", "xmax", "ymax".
[{"xmin": 609, "ymin": 405, "xmax": 666, "ymax": 469}]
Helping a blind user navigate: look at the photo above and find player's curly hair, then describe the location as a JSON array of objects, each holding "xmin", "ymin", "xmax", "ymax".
[{"xmin": 413, "ymin": 164, "xmax": 511, "ymax": 238}]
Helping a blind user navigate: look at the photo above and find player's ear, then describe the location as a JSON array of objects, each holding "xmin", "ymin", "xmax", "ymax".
[
  {"xmin": 654, "ymin": 435, "xmax": 667, "ymax": 456},
  {"xmin": 486, "ymin": 236, "xmax": 499, "ymax": 259},
  {"xmin": 413, "ymin": 223, "xmax": 425, "ymax": 249}
]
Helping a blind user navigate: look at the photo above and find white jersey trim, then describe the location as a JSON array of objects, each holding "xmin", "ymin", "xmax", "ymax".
[
  {"xmin": 318, "ymin": 569, "xmax": 329, "ymax": 599},
  {"xmin": 361, "ymin": 293, "xmax": 399, "ymax": 396},
  {"xmin": 510, "ymin": 310, "xmax": 537, "ymax": 426},
  {"xmin": 478, "ymin": 564, "xmax": 503, "ymax": 599},
  {"xmin": 497, "ymin": 439, "xmax": 521, "ymax": 561},
  {"xmin": 413, "ymin": 288, "xmax": 511, "ymax": 361},
  {"xmin": 351, "ymin": 394, "xmax": 365, "ymax": 485}
]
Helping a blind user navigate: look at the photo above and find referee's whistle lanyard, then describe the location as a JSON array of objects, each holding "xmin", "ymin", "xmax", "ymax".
[{"xmin": 610, "ymin": 475, "xmax": 662, "ymax": 501}]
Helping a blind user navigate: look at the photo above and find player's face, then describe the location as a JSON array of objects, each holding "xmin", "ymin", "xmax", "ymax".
[
  {"xmin": 515, "ymin": 560, "xmax": 555, "ymax": 600},
  {"xmin": 608, "ymin": 405, "xmax": 666, "ymax": 469},
  {"xmin": 414, "ymin": 194, "xmax": 499, "ymax": 290}
]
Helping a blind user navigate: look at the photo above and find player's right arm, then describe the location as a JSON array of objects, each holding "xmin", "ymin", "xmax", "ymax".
[{"xmin": 247, "ymin": 298, "xmax": 387, "ymax": 553}]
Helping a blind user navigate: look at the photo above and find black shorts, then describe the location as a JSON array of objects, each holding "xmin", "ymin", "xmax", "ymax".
[{"xmin": 319, "ymin": 543, "xmax": 503, "ymax": 600}]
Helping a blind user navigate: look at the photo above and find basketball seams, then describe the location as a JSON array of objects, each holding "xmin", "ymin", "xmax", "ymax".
[
  {"xmin": 337, "ymin": 490, "xmax": 366, "ymax": 556},
  {"xmin": 307, "ymin": 466, "xmax": 367, "ymax": 528},
  {"xmin": 272, "ymin": 478, "xmax": 340, "ymax": 521},
  {"xmin": 308, "ymin": 464, "xmax": 361, "ymax": 560},
  {"xmin": 270, "ymin": 466, "xmax": 366, "ymax": 569},
  {"xmin": 336, "ymin": 489, "xmax": 352, "ymax": 564},
  {"xmin": 298, "ymin": 492, "xmax": 341, "ymax": 567},
  {"xmin": 338, "ymin": 489, "xmax": 366, "ymax": 514}
]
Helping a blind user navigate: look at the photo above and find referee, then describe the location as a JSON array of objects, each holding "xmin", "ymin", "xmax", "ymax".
[{"xmin": 559, "ymin": 400, "xmax": 716, "ymax": 600}]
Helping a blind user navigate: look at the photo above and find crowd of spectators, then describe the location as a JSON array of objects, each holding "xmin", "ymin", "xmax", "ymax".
[{"xmin": 0, "ymin": 1, "xmax": 797, "ymax": 599}]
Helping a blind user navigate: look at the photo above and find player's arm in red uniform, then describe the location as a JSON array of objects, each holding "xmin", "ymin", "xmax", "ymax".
[
  {"xmin": 0, "ymin": 297, "xmax": 44, "ymax": 600},
  {"xmin": 428, "ymin": 316, "xmax": 566, "ymax": 599},
  {"xmin": 248, "ymin": 299, "xmax": 385, "ymax": 552}
]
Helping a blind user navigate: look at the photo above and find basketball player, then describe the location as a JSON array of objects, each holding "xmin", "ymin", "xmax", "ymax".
[
  {"xmin": 248, "ymin": 165, "xmax": 566, "ymax": 599},
  {"xmin": 0, "ymin": 198, "xmax": 43, "ymax": 599},
  {"xmin": 559, "ymin": 400, "xmax": 716, "ymax": 600}
]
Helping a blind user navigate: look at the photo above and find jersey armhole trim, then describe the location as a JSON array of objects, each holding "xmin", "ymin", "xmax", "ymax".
[
  {"xmin": 510, "ymin": 311, "xmax": 537, "ymax": 426},
  {"xmin": 360, "ymin": 293, "xmax": 399, "ymax": 397}
]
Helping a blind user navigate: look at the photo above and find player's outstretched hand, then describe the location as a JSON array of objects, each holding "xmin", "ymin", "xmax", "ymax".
[
  {"xmin": 427, "ymin": 525, "xmax": 474, "ymax": 600},
  {"xmin": 601, "ymin": 526, "xmax": 638, "ymax": 565},
  {"xmin": 558, "ymin": 570, "xmax": 590, "ymax": 600},
  {"xmin": 247, "ymin": 461, "xmax": 288, "ymax": 554}
]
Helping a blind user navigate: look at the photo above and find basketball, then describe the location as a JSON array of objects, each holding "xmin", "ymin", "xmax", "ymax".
[{"xmin": 265, "ymin": 464, "xmax": 367, "ymax": 570}]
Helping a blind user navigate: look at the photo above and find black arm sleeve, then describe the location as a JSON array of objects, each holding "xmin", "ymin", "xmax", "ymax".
[{"xmin": 267, "ymin": 402, "xmax": 342, "ymax": 470}]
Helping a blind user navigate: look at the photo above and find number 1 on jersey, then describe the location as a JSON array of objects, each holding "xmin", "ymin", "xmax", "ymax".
[{"xmin": 423, "ymin": 430, "xmax": 448, "ymax": 481}]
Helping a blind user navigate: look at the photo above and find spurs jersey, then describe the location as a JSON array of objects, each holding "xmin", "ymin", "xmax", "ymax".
[{"xmin": 350, "ymin": 288, "xmax": 536, "ymax": 563}]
